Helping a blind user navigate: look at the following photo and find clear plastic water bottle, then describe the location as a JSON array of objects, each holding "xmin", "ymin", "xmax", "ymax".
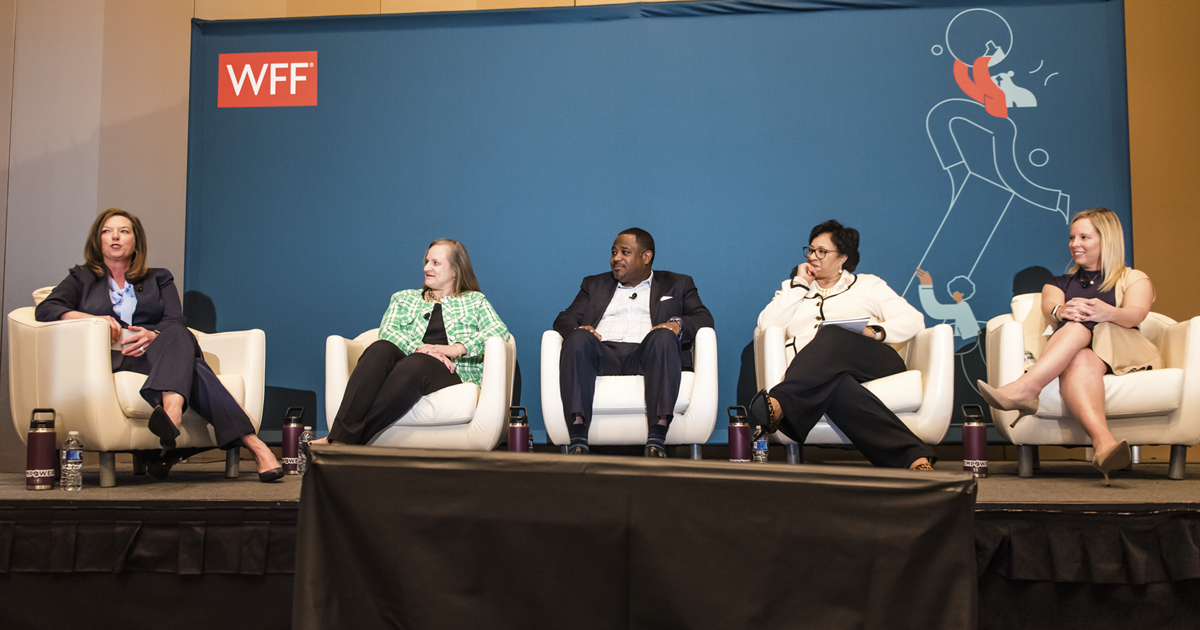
[
  {"xmin": 61, "ymin": 431, "xmax": 83, "ymax": 492},
  {"xmin": 752, "ymin": 429, "xmax": 769, "ymax": 464},
  {"xmin": 297, "ymin": 426, "xmax": 315, "ymax": 475},
  {"xmin": 1024, "ymin": 352, "xmax": 1037, "ymax": 372}
]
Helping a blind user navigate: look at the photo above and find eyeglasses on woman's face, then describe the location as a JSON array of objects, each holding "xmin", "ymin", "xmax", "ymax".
[{"xmin": 802, "ymin": 246, "xmax": 839, "ymax": 260}]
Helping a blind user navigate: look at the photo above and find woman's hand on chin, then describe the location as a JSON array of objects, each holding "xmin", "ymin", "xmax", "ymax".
[{"xmin": 795, "ymin": 262, "xmax": 816, "ymax": 286}]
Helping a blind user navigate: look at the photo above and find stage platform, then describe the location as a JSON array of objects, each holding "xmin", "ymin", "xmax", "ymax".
[{"xmin": 2, "ymin": 456, "xmax": 1200, "ymax": 630}]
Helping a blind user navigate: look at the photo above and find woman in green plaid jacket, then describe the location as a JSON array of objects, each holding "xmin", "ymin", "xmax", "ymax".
[{"xmin": 316, "ymin": 239, "xmax": 510, "ymax": 445}]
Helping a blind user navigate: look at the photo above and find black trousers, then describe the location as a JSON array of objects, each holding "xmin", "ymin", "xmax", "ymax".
[
  {"xmin": 115, "ymin": 325, "xmax": 255, "ymax": 450},
  {"xmin": 559, "ymin": 327, "xmax": 682, "ymax": 429},
  {"xmin": 329, "ymin": 340, "xmax": 462, "ymax": 445},
  {"xmin": 768, "ymin": 325, "xmax": 936, "ymax": 468}
]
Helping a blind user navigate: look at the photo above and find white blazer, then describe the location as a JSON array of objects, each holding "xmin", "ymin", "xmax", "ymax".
[{"xmin": 757, "ymin": 270, "xmax": 925, "ymax": 362}]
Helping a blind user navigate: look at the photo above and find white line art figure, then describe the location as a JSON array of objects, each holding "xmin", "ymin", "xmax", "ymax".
[
  {"xmin": 915, "ymin": 268, "xmax": 981, "ymax": 341},
  {"xmin": 1043, "ymin": 72, "xmax": 1059, "ymax": 86},
  {"xmin": 904, "ymin": 8, "xmax": 1070, "ymax": 301},
  {"xmin": 994, "ymin": 71, "xmax": 1037, "ymax": 108}
]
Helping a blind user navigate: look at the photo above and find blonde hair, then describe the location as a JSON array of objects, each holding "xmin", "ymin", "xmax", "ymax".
[
  {"xmin": 83, "ymin": 208, "xmax": 148, "ymax": 283},
  {"xmin": 1066, "ymin": 207, "xmax": 1126, "ymax": 293},
  {"xmin": 421, "ymin": 239, "xmax": 481, "ymax": 296}
]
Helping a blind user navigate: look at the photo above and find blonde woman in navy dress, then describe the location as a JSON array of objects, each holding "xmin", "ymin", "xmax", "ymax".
[{"xmin": 978, "ymin": 207, "xmax": 1158, "ymax": 484}]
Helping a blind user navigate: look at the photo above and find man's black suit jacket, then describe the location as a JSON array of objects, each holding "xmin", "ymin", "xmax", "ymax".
[{"xmin": 553, "ymin": 270, "xmax": 714, "ymax": 370}]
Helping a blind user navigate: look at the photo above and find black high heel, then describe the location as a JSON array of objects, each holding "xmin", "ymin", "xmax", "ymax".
[
  {"xmin": 258, "ymin": 467, "xmax": 284, "ymax": 483},
  {"xmin": 748, "ymin": 389, "xmax": 782, "ymax": 434},
  {"xmin": 147, "ymin": 405, "xmax": 180, "ymax": 455}
]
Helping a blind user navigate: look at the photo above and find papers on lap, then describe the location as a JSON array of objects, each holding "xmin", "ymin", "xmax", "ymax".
[{"xmin": 819, "ymin": 317, "xmax": 870, "ymax": 334}]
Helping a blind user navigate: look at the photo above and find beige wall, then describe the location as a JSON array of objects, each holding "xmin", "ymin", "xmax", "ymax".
[
  {"xmin": 1126, "ymin": 0, "xmax": 1200, "ymax": 322},
  {"xmin": 0, "ymin": 0, "xmax": 1195, "ymax": 470}
]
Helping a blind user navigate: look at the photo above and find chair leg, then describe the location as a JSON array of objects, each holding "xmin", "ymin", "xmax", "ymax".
[
  {"xmin": 1168, "ymin": 445, "xmax": 1188, "ymax": 480},
  {"xmin": 561, "ymin": 445, "xmax": 569, "ymax": 454},
  {"xmin": 786, "ymin": 443, "xmax": 802, "ymax": 465},
  {"xmin": 689, "ymin": 444, "xmax": 702, "ymax": 460},
  {"xmin": 1123, "ymin": 446, "xmax": 1136, "ymax": 472},
  {"xmin": 99, "ymin": 452, "xmax": 117, "ymax": 488},
  {"xmin": 225, "ymin": 446, "xmax": 241, "ymax": 478},
  {"xmin": 1032, "ymin": 446, "xmax": 1040, "ymax": 471},
  {"xmin": 1018, "ymin": 445, "xmax": 1035, "ymax": 478},
  {"xmin": 132, "ymin": 454, "xmax": 146, "ymax": 476}
]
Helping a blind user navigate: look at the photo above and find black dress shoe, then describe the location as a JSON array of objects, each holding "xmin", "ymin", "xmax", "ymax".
[
  {"xmin": 567, "ymin": 444, "xmax": 590, "ymax": 455},
  {"xmin": 147, "ymin": 405, "xmax": 180, "ymax": 454},
  {"xmin": 145, "ymin": 454, "xmax": 180, "ymax": 480},
  {"xmin": 258, "ymin": 467, "xmax": 285, "ymax": 483},
  {"xmin": 644, "ymin": 444, "xmax": 667, "ymax": 458}
]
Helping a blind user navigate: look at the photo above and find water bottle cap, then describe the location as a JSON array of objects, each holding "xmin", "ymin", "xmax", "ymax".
[
  {"xmin": 69, "ymin": 431, "xmax": 79, "ymax": 436},
  {"xmin": 304, "ymin": 426, "xmax": 312, "ymax": 430}
]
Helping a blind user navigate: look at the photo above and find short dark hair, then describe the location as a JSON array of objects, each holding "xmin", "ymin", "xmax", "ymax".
[
  {"xmin": 808, "ymin": 220, "xmax": 860, "ymax": 272},
  {"xmin": 619, "ymin": 227, "xmax": 655, "ymax": 267}
]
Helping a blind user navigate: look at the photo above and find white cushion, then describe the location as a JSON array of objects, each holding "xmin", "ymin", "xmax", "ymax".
[
  {"xmin": 861, "ymin": 369, "xmax": 924, "ymax": 414},
  {"xmin": 1034, "ymin": 368, "xmax": 1184, "ymax": 419},
  {"xmin": 388, "ymin": 382, "xmax": 480, "ymax": 427},
  {"xmin": 591, "ymin": 372, "xmax": 695, "ymax": 415},
  {"xmin": 115, "ymin": 371, "xmax": 245, "ymax": 418}
]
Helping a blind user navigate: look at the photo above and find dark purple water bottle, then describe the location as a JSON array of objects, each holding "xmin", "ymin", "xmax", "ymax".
[
  {"xmin": 26, "ymin": 409, "xmax": 57, "ymax": 491},
  {"xmin": 282, "ymin": 407, "xmax": 304, "ymax": 474},
  {"xmin": 508, "ymin": 407, "xmax": 530, "ymax": 453},
  {"xmin": 727, "ymin": 406, "xmax": 751, "ymax": 462},
  {"xmin": 962, "ymin": 404, "xmax": 988, "ymax": 478}
]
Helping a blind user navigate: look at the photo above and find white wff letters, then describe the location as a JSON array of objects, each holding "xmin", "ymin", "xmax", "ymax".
[{"xmin": 227, "ymin": 62, "xmax": 310, "ymax": 96}]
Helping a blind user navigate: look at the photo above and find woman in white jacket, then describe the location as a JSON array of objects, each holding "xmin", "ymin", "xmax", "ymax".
[{"xmin": 750, "ymin": 220, "xmax": 936, "ymax": 470}]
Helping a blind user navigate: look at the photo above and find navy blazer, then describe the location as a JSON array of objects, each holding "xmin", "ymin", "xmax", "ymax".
[
  {"xmin": 553, "ymin": 270, "xmax": 714, "ymax": 369},
  {"xmin": 36, "ymin": 266, "xmax": 195, "ymax": 349}
]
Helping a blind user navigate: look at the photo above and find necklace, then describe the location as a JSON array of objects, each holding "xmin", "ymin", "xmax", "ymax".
[
  {"xmin": 814, "ymin": 274, "xmax": 850, "ymax": 298},
  {"xmin": 1078, "ymin": 269, "xmax": 1103, "ymax": 289}
]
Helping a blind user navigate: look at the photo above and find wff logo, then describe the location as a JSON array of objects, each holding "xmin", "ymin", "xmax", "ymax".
[{"xmin": 218, "ymin": 51, "xmax": 318, "ymax": 108}]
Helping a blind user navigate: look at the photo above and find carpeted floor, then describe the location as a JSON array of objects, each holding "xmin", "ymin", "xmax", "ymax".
[{"xmin": 3, "ymin": 456, "xmax": 1199, "ymax": 505}]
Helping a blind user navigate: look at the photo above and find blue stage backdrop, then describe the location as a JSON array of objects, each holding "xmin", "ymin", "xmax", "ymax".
[{"xmin": 186, "ymin": 0, "xmax": 1131, "ymax": 442}]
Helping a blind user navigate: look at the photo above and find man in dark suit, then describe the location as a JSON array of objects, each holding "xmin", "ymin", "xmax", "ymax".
[{"xmin": 554, "ymin": 228, "xmax": 714, "ymax": 457}]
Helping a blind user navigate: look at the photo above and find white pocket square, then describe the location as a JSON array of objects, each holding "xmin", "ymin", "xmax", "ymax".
[{"xmin": 660, "ymin": 295, "xmax": 673, "ymax": 301}]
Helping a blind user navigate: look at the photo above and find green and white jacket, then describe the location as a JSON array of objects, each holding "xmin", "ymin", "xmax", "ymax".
[{"xmin": 377, "ymin": 289, "xmax": 510, "ymax": 387}]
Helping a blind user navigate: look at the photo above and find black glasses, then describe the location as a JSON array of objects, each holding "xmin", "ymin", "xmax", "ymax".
[{"xmin": 802, "ymin": 246, "xmax": 839, "ymax": 260}]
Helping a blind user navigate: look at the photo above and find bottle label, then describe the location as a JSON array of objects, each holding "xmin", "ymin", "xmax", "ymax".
[
  {"xmin": 282, "ymin": 457, "xmax": 302, "ymax": 465},
  {"xmin": 755, "ymin": 439, "xmax": 768, "ymax": 450},
  {"xmin": 26, "ymin": 469, "xmax": 56, "ymax": 478},
  {"xmin": 65, "ymin": 449, "xmax": 83, "ymax": 463}
]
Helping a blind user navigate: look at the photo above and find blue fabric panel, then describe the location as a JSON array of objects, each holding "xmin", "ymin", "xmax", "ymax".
[{"xmin": 187, "ymin": 0, "xmax": 1130, "ymax": 440}]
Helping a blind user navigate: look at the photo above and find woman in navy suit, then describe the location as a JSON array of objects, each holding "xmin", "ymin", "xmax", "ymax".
[{"xmin": 36, "ymin": 208, "xmax": 283, "ymax": 482}]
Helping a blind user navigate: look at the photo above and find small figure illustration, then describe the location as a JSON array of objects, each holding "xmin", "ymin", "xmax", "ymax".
[
  {"xmin": 993, "ymin": 71, "xmax": 1037, "ymax": 108},
  {"xmin": 914, "ymin": 268, "xmax": 980, "ymax": 341}
]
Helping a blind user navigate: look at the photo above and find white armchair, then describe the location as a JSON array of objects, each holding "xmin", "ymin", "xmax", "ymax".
[
  {"xmin": 325, "ymin": 331, "xmax": 516, "ymax": 450},
  {"xmin": 540, "ymin": 327, "xmax": 718, "ymax": 458},
  {"xmin": 753, "ymin": 324, "xmax": 955, "ymax": 463},
  {"xmin": 7, "ymin": 305, "xmax": 266, "ymax": 487},
  {"xmin": 985, "ymin": 293, "xmax": 1200, "ymax": 479}
]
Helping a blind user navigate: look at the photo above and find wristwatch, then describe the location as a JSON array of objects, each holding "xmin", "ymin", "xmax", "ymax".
[
  {"xmin": 868, "ymin": 325, "xmax": 884, "ymax": 341},
  {"xmin": 668, "ymin": 316, "xmax": 683, "ymax": 340}
]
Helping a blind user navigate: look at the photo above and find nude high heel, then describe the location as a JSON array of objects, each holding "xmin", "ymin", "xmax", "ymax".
[
  {"xmin": 977, "ymin": 381, "xmax": 1039, "ymax": 427},
  {"xmin": 1092, "ymin": 440, "xmax": 1131, "ymax": 487}
]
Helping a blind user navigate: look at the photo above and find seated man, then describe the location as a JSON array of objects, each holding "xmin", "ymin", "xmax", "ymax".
[{"xmin": 554, "ymin": 228, "xmax": 714, "ymax": 457}]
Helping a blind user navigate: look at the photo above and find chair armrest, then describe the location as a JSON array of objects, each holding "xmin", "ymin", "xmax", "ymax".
[
  {"xmin": 1158, "ymin": 316, "xmax": 1199, "ymax": 371},
  {"xmin": 753, "ymin": 326, "xmax": 787, "ymax": 391},
  {"xmin": 465, "ymin": 335, "xmax": 517, "ymax": 450},
  {"xmin": 195, "ymin": 328, "xmax": 266, "ymax": 425},
  {"xmin": 7, "ymin": 307, "xmax": 125, "ymax": 449},
  {"xmin": 675, "ymin": 327, "xmax": 719, "ymax": 444},
  {"xmin": 325, "ymin": 335, "xmax": 367, "ymax": 428},
  {"xmin": 903, "ymin": 324, "xmax": 954, "ymax": 444},
  {"xmin": 540, "ymin": 330, "xmax": 567, "ymax": 446}
]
